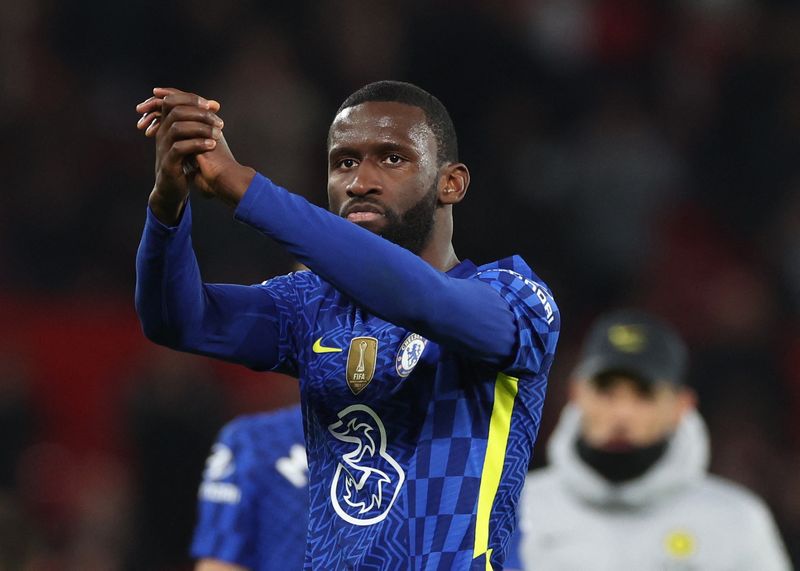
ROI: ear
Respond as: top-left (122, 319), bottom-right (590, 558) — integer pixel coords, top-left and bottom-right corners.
top-left (677, 388), bottom-right (697, 414)
top-left (672, 387), bottom-right (697, 423)
top-left (568, 378), bottom-right (583, 403)
top-left (438, 162), bottom-right (470, 205)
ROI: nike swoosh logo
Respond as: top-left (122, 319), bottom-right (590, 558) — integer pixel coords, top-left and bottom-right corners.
top-left (312, 337), bottom-right (342, 354)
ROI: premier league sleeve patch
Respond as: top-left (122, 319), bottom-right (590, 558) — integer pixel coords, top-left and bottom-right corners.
top-left (198, 444), bottom-right (241, 504)
top-left (395, 333), bottom-right (428, 377)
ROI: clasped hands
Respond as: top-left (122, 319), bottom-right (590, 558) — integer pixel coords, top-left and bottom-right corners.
top-left (136, 87), bottom-right (254, 225)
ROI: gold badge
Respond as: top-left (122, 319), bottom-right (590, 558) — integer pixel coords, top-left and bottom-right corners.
top-left (345, 337), bottom-right (378, 395)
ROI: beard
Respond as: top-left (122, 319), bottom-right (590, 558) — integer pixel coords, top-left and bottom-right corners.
top-left (338, 182), bottom-right (440, 255)
top-left (379, 184), bottom-right (439, 255)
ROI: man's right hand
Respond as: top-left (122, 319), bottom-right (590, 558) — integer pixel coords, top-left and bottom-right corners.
top-left (136, 88), bottom-right (254, 225)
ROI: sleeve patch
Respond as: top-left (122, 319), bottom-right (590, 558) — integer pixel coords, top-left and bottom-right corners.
top-left (476, 268), bottom-right (556, 325)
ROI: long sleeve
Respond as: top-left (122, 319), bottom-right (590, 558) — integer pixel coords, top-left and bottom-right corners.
top-left (234, 174), bottom-right (524, 367)
top-left (135, 172), bottom-right (555, 371)
top-left (135, 202), bottom-right (289, 371)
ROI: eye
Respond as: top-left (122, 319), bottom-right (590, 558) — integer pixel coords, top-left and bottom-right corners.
top-left (336, 158), bottom-right (358, 169)
top-left (384, 154), bottom-right (404, 165)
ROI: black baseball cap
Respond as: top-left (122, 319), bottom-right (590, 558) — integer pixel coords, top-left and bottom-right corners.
top-left (575, 310), bottom-right (688, 386)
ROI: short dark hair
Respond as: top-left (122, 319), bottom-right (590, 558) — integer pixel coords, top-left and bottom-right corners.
top-left (334, 80), bottom-right (458, 165)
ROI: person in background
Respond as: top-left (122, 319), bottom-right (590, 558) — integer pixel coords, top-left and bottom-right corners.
top-left (518, 309), bottom-right (791, 570)
top-left (191, 406), bottom-right (308, 571)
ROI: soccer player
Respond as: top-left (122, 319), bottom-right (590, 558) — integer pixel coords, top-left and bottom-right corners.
top-left (518, 310), bottom-right (790, 570)
top-left (134, 81), bottom-right (559, 569)
top-left (191, 406), bottom-right (308, 571)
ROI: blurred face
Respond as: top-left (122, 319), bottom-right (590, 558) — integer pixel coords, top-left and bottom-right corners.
top-left (327, 101), bottom-right (442, 253)
top-left (572, 374), bottom-right (695, 450)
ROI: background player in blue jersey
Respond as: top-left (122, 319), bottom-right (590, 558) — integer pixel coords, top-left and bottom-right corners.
top-left (191, 406), bottom-right (308, 571)
top-left (135, 81), bottom-right (559, 569)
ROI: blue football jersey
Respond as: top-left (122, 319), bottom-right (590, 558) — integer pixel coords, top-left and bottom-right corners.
top-left (257, 257), bottom-right (559, 570)
top-left (138, 175), bottom-right (561, 570)
top-left (504, 521), bottom-right (523, 571)
top-left (190, 406), bottom-right (308, 570)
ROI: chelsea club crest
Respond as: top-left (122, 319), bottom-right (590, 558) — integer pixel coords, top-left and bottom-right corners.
top-left (395, 333), bottom-right (428, 377)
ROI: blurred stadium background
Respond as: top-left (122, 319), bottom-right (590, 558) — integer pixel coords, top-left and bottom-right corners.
top-left (1, 0), bottom-right (799, 568)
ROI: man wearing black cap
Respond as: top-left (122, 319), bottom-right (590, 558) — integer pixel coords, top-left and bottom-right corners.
top-left (517, 309), bottom-right (790, 570)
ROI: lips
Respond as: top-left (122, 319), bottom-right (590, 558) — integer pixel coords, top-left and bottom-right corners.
top-left (341, 202), bottom-right (385, 223)
top-left (347, 212), bottom-right (383, 223)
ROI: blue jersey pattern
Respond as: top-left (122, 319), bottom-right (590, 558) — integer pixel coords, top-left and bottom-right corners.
top-left (190, 407), bottom-right (308, 570)
top-left (257, 256), bottom-right (559, 570)
top-left (504, 523), bottom-right (523, 571)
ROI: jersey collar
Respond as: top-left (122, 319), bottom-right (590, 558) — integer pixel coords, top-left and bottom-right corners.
top-left (445, 259), bottom-right (477, 278)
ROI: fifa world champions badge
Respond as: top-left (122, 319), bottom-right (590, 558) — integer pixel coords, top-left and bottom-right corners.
top-left (346, 337), bottom-right (378, 394)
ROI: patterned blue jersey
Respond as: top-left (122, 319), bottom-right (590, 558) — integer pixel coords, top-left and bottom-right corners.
top-left (190, 407), bottom-right (308, 570)
top-left (504, 520), bottom-right (523, 571)
top-left (137, 175), bottom-right (560, 570)
top-left (258, 257), bottom-right (559, 570)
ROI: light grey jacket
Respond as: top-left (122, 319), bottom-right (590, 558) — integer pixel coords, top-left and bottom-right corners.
top-left (518, 405), bottom-right (792, 570)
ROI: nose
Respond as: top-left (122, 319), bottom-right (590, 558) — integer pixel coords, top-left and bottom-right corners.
top-left (608, 395), bottom-right (638, 422)
top-left (346, 160), bottom-right (383, 197)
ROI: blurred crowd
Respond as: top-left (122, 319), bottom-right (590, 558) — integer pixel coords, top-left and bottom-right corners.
top-left (0, 0), bottom-right (798, 568)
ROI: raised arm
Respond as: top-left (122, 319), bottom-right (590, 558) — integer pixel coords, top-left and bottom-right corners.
top-left (134, 89), bottom-right (290, 371)
top-left (135, 203), bottom-right (290, 371)
top-left (234, 174), bottom-right (548, 369)
top-left (135, 88), bottom-right (556, 371)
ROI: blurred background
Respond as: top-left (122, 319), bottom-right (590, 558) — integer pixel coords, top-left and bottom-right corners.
top-left (0, 0), bottom-right (799, 568)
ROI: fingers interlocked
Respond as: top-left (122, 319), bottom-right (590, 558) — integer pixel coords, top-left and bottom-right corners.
top-left (136, 88), bottom-right (225, 176)
top-left (135, 87), bottom-right (223, 139)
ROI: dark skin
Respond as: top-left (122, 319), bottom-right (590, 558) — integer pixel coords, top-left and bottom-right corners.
top-left (136, 88), bottom-right (255, 223)
top-left (136, 90), bottom-right (477, 571)
top-left (136, 88), bottom-right (471, 271)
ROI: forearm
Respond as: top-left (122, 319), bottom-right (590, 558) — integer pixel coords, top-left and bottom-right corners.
top-left (235, 174), bottom-right (517, 365)
top-left (135, 203), bottom-right (282, 370)
top-left (147, 187), bottom-right (189, 227)
top-left (135, 204), bottom-right (202, 346)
